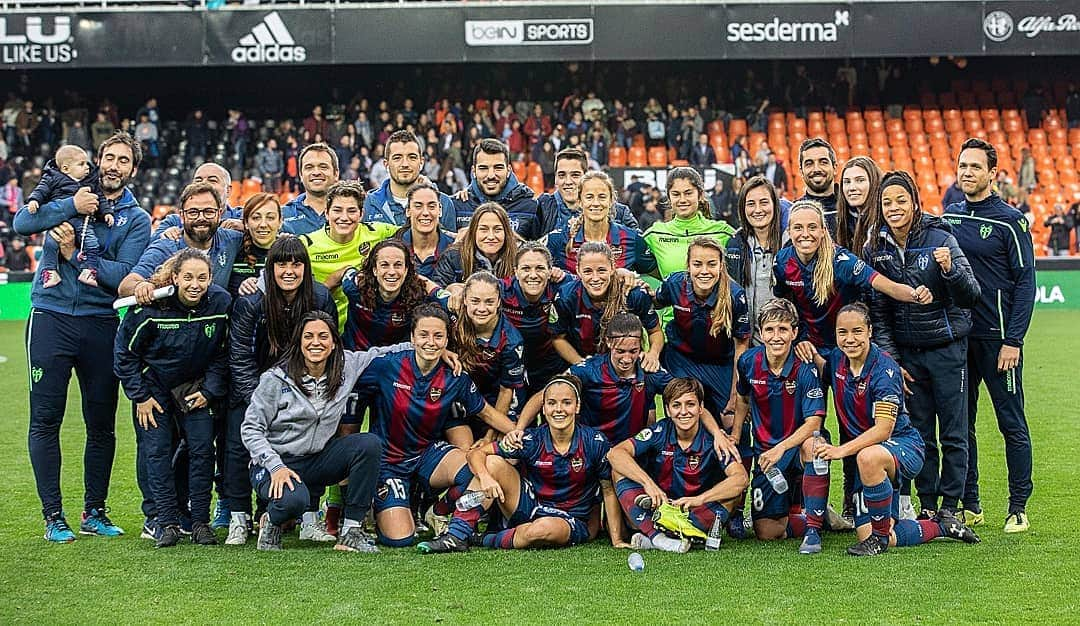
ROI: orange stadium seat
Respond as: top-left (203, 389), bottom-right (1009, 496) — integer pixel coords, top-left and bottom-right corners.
top-left (628, 146), bottom-right (647, 167)
top-left (648, 146), bottom-right (668, 167)
top-left (511, 161), bottom-right (526, 181)
top-left (608, 146), bottom-right (627, 167)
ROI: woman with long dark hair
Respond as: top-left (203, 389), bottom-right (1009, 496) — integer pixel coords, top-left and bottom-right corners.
top-left (725, 175), bottom-right (788, 343)
top-left (342, 239), bottom-right (432, 352)
top-left (223, 237), bottom-right (336, 545)
top-left (431, 202), bottom-right (517, 287)
top-left (395, 182), bottom-right (455, 280)
top-left (834, 156), bottom-right (883, 256)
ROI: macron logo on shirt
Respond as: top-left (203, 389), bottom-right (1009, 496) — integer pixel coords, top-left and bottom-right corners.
top-left (232, 12), bottom-right (307, 64)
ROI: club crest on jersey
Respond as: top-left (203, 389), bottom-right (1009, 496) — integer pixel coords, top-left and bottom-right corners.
top-left (391, 312), bottom-right (405, 324)
top-left (784, 379), bottom-right (797, 395)
top-left (482, 348), bottom-right (497, 361)
top-left (634, 380), bottom-right (645, 392)
top-left (428, 386), bottom-right (443, 402)
top-left (687, 454), bottom-right (700, 471)
top-left (218, 251), bottom-right (227, 267)
top-left (610, 246), bottom-right (624, 259)
top-left (980, 224), bottom-right (993, 239)
top-left (856, 380), bottom-right (868, 396)
top-left (917, 254), bottom-right (929, 270)
top-left (358, 242), bottom-right (372, 256)
top-left (571, 457), bottom-right (584, 472)
top-left (376, 483), bottom-right (389, 501)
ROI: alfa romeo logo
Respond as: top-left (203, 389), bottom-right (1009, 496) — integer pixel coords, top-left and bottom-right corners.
top-left (984, 10), bottom-right (1014, 42)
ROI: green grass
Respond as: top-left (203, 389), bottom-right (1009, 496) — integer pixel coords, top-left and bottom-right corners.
top-left (1, 312), bottom-right (1078, 624)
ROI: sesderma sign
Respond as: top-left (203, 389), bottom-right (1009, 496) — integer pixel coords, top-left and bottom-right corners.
top-left (465, 19), bottom-right (593, 46)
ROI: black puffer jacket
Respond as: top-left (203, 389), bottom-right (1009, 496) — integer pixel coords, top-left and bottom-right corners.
top-left (865, 214), bottom-right (981, 357)
top-left (228, 281), bottom-right (336, 407)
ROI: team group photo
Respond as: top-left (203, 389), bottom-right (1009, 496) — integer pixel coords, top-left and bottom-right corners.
top-left (1, 0), bottom-right (1076, 623)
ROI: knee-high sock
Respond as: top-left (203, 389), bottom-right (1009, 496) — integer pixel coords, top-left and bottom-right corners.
top-left (481, 527), bottom-right (517, 549)
top-left (893, 519), bottom-right (943, 546)
top-left (615, 480), bottom-right (657, 537)
top-left (863, 479), bottom-right (894, 539)
top-left (786, 513), bottom-right (807, 538)
top-left (802, 464), bottom-right (830, 531)
top-left (434, 465), bottom-right (475, 516)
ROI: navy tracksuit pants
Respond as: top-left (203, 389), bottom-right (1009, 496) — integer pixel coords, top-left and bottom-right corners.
top-left (900, 338), bottom-right (969, 511)
top-left (964, 338), bottom-right (1033, 512)
top-left (26, 309), bottom-right (119, 519)
top-left (141, 405), bottom-right (215, 526)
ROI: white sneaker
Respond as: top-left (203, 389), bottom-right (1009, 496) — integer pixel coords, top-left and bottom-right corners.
top-left (424, 507), bottom-right (450, 537)
top-left (299, 519), bottom-right (337, 542)
top-left (651, 533), bottom-right (691, 553)
top-left (225, 512), bottom-right (250, 546)
top-left (899, 495), bottom-right (917, 521)
top-left (630, 532), bottom-right (655, 550)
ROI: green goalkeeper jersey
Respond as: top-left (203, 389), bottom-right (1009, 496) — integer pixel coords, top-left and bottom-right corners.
top-left (642, 212), bottom-right (736, 278)
top-left (300, 221), bottom-right (399, 328)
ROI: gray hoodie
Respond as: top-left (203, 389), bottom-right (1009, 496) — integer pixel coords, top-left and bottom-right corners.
top-left (242, 343), bottom-right (409, 473)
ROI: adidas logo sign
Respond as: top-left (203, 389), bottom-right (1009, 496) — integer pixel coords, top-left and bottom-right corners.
top-left (231, 11), bottom-right (306, 64)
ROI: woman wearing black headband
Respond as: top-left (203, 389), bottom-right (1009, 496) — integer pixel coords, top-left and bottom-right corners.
top-left (864, 170), bottom-right (981, 528)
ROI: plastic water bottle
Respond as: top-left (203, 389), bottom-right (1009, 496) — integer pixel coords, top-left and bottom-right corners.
top-left (627, 552), bottom-right (645, 572)
top-left (455, 490), bottom-right (486, 511)
top-left (705, 516), bottom-right (723, 551)
top-left (812, 431), bottom-right (829, 475)
top-left (765, 466), bottom-right (788, 494)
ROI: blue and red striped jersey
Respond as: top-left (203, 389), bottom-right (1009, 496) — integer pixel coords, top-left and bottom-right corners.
top-left (499, 276), bottom-right (565, 378)
top-left (822, 344), bottom-right (920, 442)
top-left (552, 279), bottom-right (659, 358)
top-left (569, 354), bottom-right (673, 444)
top-left (773, 245), bottom-right (879, 348)
top-left (463, 314), bottom-right (527, 404)
top-left (655, 272), bottom-right (752, 364)
top-left (735, 346), bottom-right (826, 454)
top-left (341, 288), bottom-right (416, 351)
top-left (629, 419), bottom-right (730, 499)
top-left (546, 222), bottom-right (656, 275)
top-left (493, 422), bottom-right (612, 519)
top-left (358, 350), bottom-right (487, 464)
top-left (399, 229), bottom-right (455, 280)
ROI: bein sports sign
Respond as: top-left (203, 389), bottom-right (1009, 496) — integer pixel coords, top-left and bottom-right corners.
top-left (465, 19), bottom-right (593, 46)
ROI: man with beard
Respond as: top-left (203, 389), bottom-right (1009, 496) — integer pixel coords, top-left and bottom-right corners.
top-left (281, 142), bottom-right (340, 236)
top-left (362, 130), bottom-right (456, 232)
top-left (120, 182), bottom-right (244, 299)
top-left (536, 147), bottom-right (638, 235)
top-left (944, 138), bottom-right (1035, 534)
top-left (452, 138), bottom-right (541, 239)
top-left (14, 132), bottom-right (151, 542)
top-left (797, 138), bottom-right (841, 232)
top-left (153, 162), bottom-right (242, 238)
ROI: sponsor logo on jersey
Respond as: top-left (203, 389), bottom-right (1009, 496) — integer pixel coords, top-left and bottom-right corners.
top-left (807, 388), bottom-right (824, 399)
top-left (635, 428), bottom-right (652, 441)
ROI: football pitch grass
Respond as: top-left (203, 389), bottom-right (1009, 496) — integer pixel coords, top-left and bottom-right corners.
top-left (0, 312), bottom-right (1077, 624)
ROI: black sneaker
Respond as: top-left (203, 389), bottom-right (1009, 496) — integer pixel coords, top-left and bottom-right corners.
top-left (416, 532), bottom-right (469, 554)
top-left (847, 534), bottom-right (888, 556)
top-left (191, 522), bottom-right (219, 546)
top-left (155, 525), bottom-right (183, 549)
top-left (936, 509), bottom-right (980, 544)
top-left (334, 527), bottom-right (380, 553)
top-left (917, 508), bottom-right (937, 521)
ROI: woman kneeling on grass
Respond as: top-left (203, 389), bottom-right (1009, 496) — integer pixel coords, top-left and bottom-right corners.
top-left (241, 310), bottom-right (408, 553)
top-left (417, 374), bottom-right (624, 553)
top-left (808, 303), bottom-right (980, 556)
top-left (114, 249), bottom-right (231, 548)
top-left (608, 377), bottom-right (749, 553)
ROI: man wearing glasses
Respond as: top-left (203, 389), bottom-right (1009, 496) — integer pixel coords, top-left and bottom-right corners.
top-left (120, 181), bottom-right (244, 300)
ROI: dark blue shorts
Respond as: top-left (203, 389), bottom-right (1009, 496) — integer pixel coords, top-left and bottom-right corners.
top-left (852, 429), bottom-right (925, 527)
top-left (749, 446), bottom-right (802, 520)
top-left (374, 441), bottom-right (457, 513)
top-left (507, 476), bottom-right (591, 545)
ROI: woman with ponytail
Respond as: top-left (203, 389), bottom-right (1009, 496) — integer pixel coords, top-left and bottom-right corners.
top-left (228, 193), bottom-right (283, 296)
top-left (546, 171), bottom-right (655, 274)
top-left (642, 167), bottom-right (736, 280)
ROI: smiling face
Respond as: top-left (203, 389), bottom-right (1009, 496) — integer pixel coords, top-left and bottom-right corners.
top-left (272, 258), bottom-right (304, 294)
top-left (98, 142), bottom-right (136, 194)
top-left (327, 196), bottom-right (361, 240)
top-left (788, 207), bottom-right (825, 258)
top-left (173, 257), bottom-right (211, 306)
top-left (577, 251), bottom-right (613, 299)
top-left (542, 382), bottom-right (579, 432)
top-left (743, 185), bottom-right (776, 232)
top-left (667, 178), bottom-right (701, 219)
top-left (555, 158), bottom-right (586, 205)
top-left (473, 151), bottom-right (509, 197)
top-left (880, 184), bottom-right (917, 234)
top-left (246, 201), bottom-right (282, 248)
top-left (192, 163), bottom-right (230, 202)
top-left (301, 149), bottom-right (338, 196)
top-left (515, 250), bottom-right (551, 299)
top-left (406, 188), bottom-right (441, 235)
top-left (474, 212), bottom-right (506, 258)
top-left (411, 315), bottom-right (449, 367)
top-left (835, 310), bottom-right (872, 362)
top-left (688, 244), bottom-right (723, 296)
top-left (957, 147), bottom-right (995, 199)
top-left (374, 246), bottom-right (408, 297)
top-left (800, 146), bottom-right (836, 195)
top-left (181, 191), bottom-right (222, 245)
top-left (464, 280), bottom-right (500, 330)
top-left (841, 165), bottom-right (871, 209)
top-left (301, 319), bottom-right (334, 368)
top-left (760, 319), bottom-right (796, 362)
top-left (665, 391), bottom-right (702, 435)
top-left (386, 139), bottom-right (422, 187)
top-left (579, 178), bottom-right (612, 224)
top-left (609, 336), bottom-right (643, 378)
